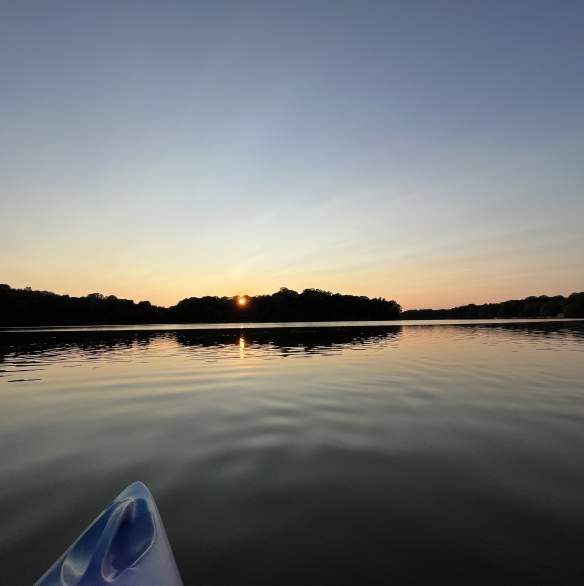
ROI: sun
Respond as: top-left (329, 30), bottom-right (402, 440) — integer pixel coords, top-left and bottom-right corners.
top-left (237, 296), bottom-right (247, 307)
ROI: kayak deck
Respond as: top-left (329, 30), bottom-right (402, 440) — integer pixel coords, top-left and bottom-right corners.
top-left (35, 482), bottom-right (183, 586)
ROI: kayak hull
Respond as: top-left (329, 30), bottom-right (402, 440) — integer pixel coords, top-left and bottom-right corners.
top-left (35, 482), bottom-right (183, 586)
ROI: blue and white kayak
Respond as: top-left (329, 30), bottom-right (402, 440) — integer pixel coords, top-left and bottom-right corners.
top-left (35, 482), bottom-right (183, 586)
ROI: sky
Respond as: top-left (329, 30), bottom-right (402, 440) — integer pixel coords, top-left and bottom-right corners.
top-left (1, 1), bottom-right (583, 309)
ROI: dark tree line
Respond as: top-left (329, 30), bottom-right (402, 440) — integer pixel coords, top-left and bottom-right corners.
top-left (0, 284), bottom-right (401, 326)
top-left (401, 293), bottom-right (584, 319)
top-left (0, 285), bottom-right (166, 326)
top-left (169, 287), bottom-right (401, 322)
top-left (2, 284), bottom-right (582, 327)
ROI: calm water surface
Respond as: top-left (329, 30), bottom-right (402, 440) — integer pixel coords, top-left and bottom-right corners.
top-left (1, 321), bottom-right (584, 585)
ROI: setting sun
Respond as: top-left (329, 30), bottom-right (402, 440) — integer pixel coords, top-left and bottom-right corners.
top-left (237, 296), bottom-right (247, 307)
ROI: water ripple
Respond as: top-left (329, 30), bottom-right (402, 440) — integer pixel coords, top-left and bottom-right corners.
top-left (1, 321), bottom-right (584, 585)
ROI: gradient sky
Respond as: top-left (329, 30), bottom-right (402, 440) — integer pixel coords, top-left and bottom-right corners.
top-left (1, 1), bottom-right (583, 309)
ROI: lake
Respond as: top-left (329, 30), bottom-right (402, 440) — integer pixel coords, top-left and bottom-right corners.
top-left (1, 320), bottom-right (584, 585)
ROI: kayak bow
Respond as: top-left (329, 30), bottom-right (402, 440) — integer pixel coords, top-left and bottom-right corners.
top-left (35, 482), bottom-right (183, 586)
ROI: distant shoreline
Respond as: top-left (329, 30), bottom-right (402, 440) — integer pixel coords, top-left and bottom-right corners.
top-left (1, 284), bottom-right (583, 327)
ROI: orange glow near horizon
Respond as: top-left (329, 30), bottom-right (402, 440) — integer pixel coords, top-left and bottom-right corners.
top-left (237, 296), bottom-right (247, 307)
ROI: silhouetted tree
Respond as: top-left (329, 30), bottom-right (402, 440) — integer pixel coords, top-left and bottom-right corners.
top-left (564, 292), bottom-right (584, 318)
top-left (401, 293), bottom-right (582, 320)
top-left (2, 283), bottom-right (581, 327)
top-left (0, 284), bottom-right (400, 326)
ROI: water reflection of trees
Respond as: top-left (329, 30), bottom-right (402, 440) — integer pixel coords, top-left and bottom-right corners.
top-left (1, 322), bottom-right (583, 367)
top-left (0, 326), bottom-right (403, 365)
top-left (174, 326), bottom-right (402, 355)
top-left (440, 321), bottom-right (584, 340)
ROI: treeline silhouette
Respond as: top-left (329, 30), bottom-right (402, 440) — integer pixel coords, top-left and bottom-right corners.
top-left (2, 284), bottom-right (583, 327)
top-left (170, 287), bottom-right (400, 323)
top-left (0, 284), bottom-right (400, 326)
top-left (401, 293), bottom-right (584, 319)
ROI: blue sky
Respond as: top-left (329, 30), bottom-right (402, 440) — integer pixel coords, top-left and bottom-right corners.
top-left (1, 1), bottom-right (583, 308)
